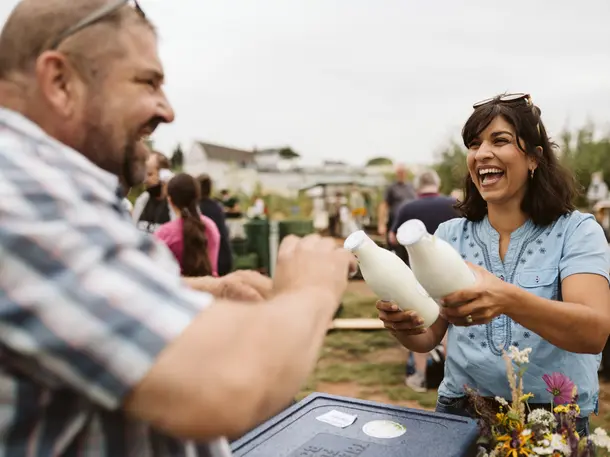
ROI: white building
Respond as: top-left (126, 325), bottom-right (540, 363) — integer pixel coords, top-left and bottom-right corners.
top-left (183, 140), bottom-right (390, 198)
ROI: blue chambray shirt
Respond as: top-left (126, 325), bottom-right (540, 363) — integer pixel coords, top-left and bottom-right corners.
top-left (436, 211), bottom-right (610, 416)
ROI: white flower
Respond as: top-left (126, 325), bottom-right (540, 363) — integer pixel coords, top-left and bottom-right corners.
top-left (521, 429), bottom-right (531, 436)
top-left (531, 446), bottom-right (554, 455)
top-left (590, 427), bottom-right (610, 451)
top-left (495, 396), bottom-right (508, 407)
top-left (527, 409), bottom-right (557, 429)
top-left (508, 346), bottom-right (532, 364)
top-left (549, 433), bottom-right (570, 454)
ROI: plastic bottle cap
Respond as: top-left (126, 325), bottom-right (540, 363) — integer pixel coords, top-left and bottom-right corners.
top-left (344, 230), bottom-right (368, 252)
top-left (396, 219), bottom-right (428, 246)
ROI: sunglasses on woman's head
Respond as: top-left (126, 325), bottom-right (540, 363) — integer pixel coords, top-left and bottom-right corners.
top-left (48, 0), bottom-right (145, 50)
top-left (473, 93), bottom-right (541, 138)
top-left (472, 93), bottom-right (532, 109)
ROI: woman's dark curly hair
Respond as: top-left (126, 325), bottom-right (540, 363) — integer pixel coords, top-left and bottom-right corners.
top-left (456, 94), bottom-right (579, 226)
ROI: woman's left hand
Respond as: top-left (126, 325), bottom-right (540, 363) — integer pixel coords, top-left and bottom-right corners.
top-left (439, 262), bottom-right (516, 326)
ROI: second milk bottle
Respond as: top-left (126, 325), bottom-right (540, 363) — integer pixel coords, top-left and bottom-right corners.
top-left (396, 219), bottom-right (476, 303)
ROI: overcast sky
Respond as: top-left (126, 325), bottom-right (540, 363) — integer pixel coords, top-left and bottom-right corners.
top-left (2, 0), bottom-right (609, 165)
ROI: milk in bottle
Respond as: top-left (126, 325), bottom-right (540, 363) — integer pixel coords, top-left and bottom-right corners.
top-left (343, 230), bottom-right (439, 328)
top-left (396, 219), bottom-right (476, 303)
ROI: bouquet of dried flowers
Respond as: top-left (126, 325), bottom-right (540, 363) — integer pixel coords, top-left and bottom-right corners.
top-left (465, 346), bottom-right (610, 457)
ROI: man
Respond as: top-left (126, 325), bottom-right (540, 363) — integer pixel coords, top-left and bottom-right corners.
top-left (198, 174), bottom-right (233, 276)
top-left (389, 169), bottom-right (459, 393)
top-left (377, 164), bottom-right (416, 250)
top-left (132, 150), bottom-right (173, 232)
top-left (219, 189), bottom-right (242, 219)
top-left (0, 2), bottom-right (354, 456)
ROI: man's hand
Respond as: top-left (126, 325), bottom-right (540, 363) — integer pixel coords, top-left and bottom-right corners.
top-left (184, 270), bottom-right (273, 302)
top-left (218, 270), bottom-right (273, 301)
top-left (273, 234), bottom-right (356, 305)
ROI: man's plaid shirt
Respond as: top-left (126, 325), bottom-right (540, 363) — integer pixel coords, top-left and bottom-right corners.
top-left (0, 107), bottom-right (222, 456)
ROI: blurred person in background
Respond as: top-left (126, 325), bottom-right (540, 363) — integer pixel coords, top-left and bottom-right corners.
top-left (349, 184), bottom-right (366, 229)
top-left (0, 1), bottom-right (355, 454)
top-left (156, 173), bottom-right (221, 277)
top-left (327, 191), bottom-right (341, 237)
top-left (220, 188), bottom-right (242, 219)
top-left (388, 169), bottom-right (460, 392)
top-left (118, 139), bottom-right (150, 215)
top-left (378, 164), bottom-right (416, 251)
top-left (198, 174), bottom-right (233, 276)
top-left (132, 150), bottom-right (173, 232)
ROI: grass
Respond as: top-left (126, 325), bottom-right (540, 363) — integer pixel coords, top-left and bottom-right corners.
top-left (298, 288), bottom-right (434, 409)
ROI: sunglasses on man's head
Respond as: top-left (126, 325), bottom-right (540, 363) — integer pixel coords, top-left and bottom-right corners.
top-left (48, 0), bottom-right (145, 50)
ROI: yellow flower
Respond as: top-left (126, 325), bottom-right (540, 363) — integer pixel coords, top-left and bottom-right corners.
top-left (520, 393), bottom-right (534, 402)
top-left (496, 429), bottom-right (534, 457)
top-left (553, 403), bottom-right (580, 415)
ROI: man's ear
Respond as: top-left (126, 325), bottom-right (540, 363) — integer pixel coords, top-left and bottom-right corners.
top-left (34, 51), bottom-right (84, 117)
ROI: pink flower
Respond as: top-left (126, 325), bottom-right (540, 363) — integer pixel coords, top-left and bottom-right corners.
top-left (542, 372), bottom-right (575, 405)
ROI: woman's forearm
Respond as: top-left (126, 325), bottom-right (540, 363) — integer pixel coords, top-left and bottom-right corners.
top-left (505, 286), bottom-right (608, 354)
top-left (392, 318), bottom-right (448, 353)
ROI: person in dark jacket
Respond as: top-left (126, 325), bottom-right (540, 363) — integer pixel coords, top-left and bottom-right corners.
top-left (198, 174), bottom-right (233, 276)
top-left (389, 169), bottom-right (460, 393)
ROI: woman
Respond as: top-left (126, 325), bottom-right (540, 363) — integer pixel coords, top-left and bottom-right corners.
top-left (376, 93), bottom-right (610, 435)
top-left (155, 173), bottom-right (221, 277)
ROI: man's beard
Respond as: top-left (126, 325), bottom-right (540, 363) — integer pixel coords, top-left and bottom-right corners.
top-left (80, 106), bottom-right (139, 187)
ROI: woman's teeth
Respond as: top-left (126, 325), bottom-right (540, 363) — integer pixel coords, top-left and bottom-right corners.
top-left (479, 168), bottom-right (505, 185)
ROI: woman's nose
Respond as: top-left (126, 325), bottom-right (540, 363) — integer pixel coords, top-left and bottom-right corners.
top-left (474, 142), bottom-right (495, 160)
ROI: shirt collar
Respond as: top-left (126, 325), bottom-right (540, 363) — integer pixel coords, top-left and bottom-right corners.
top-left (482, 215), bottom-right (534, 241)
top-left (0, 106), bottom-right (120, 192)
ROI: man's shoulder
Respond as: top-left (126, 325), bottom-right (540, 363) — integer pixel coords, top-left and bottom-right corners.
top-left (399, 195), bottom-right (455, 212)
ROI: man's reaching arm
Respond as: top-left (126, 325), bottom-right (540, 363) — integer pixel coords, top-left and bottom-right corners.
top-left (125, 235), bottom-right (352, 440)
top-left (125, 286), bottom-right (338, 440)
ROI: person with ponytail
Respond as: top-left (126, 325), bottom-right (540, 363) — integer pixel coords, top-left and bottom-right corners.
top-left (155, 173), bottom-right (221, 277)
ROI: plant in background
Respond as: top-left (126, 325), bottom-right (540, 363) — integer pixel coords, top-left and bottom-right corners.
top-left (466, 346), bottom-right (610, 457)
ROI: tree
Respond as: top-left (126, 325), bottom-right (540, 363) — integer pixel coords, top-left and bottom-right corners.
top-left (433, 142), bottom-right (468, 195)
top-left (171, 143), bottom-right (184, 171)
top-left (558, 124), bottom-right (610, 207)
top-left (366, 157), bottom-right (393, 167)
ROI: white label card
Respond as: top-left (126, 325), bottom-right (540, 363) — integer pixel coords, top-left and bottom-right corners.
top-left (315, 409), bottom-right (358, 428)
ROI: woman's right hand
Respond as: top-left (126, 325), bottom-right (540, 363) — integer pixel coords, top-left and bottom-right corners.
top-left (376, 300), bottom-right (427, 335)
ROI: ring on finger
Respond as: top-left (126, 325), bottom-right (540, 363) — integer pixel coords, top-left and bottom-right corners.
top-left (466, 314), bottom-right (473, 325)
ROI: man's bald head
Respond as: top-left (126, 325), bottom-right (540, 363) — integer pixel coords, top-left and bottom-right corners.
top-left (0, 0), bottom-right (153, 83)
top-left (0, 0), bottom-right (174, 189)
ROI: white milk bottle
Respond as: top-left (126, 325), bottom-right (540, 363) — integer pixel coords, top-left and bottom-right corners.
top-left (343, 230), bottom-right (439, 328)
top-left (396, 219), bottom-right (476, 302)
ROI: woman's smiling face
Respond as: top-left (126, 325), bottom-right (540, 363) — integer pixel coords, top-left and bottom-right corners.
top-left (466, 115), bottom-right (537, 207)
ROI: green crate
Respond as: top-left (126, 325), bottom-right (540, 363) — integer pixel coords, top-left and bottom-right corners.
top-left (278, 219), bottom-right (314, 242)
top-left (231, 238), bottom-right (249, 256)
top-left (232, 252), bottom-right (259, 271)
top-left (244, 220), bottom-right (270, 273)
